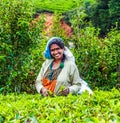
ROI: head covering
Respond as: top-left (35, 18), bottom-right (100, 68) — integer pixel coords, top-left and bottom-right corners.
top-left (44, 37), bottom-right (64, 59)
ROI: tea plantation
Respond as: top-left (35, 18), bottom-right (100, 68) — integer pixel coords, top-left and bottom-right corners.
top-left (0, 89), bottom-right (120, 122)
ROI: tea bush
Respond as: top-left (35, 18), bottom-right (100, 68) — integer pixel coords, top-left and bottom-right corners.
top-left (0, 89), bottom-right (120, 122)
top-left (33, 0), bottom-right (80, 13)
top-left (71, 27), bottom-right (119, 90)
top-left (67, 6), bottom-right (120, 90)
top-left (0, 0), bottom-right (44, 93)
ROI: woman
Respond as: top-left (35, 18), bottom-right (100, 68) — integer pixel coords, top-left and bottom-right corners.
top-left (35, 37), bottom-right (81, 96)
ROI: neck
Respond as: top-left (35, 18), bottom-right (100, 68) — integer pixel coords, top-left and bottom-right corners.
top-left (54, 59), bottom-right (61, 64)
top-left (52, 59), bottom-right (61, 69)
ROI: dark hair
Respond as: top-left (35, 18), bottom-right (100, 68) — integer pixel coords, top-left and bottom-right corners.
top-left (49, 38), bottom-right (64, 49)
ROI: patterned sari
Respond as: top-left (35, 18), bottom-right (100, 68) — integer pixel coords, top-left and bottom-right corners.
top-left (42, 63), bottom-right (62, 93)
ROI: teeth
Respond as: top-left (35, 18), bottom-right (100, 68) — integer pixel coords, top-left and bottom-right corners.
top-left (55, 54), bottom-right (59, 57)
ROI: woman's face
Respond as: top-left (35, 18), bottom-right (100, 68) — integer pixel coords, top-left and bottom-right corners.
top-left (50, 44), bottom-right (64, 60)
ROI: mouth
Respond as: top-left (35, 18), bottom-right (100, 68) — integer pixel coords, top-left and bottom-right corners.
top-left (54, 54), bottom-right (60, 57)
top-left (53, 53), bottom-right (61, 58)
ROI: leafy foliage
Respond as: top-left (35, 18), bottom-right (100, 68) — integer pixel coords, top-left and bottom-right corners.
top-left (33, 0), bottom-right (80, 13)
top-left (0, 89), bottom-right (120, 122)
top-left (0, 0), bottom-right (44, 93)
top-left (66, 3), bottom-right (120, 90)
top-left (84, 0), bottom-right (120, 36)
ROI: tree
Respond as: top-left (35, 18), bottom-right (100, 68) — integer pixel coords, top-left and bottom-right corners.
top-left (84, 0), bottom-right (120, 36)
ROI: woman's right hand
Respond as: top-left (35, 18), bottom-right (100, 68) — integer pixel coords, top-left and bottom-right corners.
top-left (40, 87), bottom-right (48, 97)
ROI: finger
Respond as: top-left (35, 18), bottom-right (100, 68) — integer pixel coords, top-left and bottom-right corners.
top-left (63, 88), bottom-right (69, 93)
top-left (43, 91), bottom-right (48, 97)
top-left (42, 89), bottom-right (48, 97)
top-left (63, 88), bottom-right (69, 95)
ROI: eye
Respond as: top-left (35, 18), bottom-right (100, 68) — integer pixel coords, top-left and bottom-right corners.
top-left (51, 49), bottom-right (55, 52)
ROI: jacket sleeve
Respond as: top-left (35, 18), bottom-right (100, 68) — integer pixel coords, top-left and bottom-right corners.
top-left (35, 61), bottom-right (47, 93)
top-left (68, 63), bottom-right (81, 94)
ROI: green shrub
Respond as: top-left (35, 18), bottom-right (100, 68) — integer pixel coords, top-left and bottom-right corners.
top-left (0, 0), bottom-right (43, 93)
top-left (19, 37), bottom-right (47, 93)
top-left (0, 89), bottom-right (120, 122)
top-left (33, 0), bottom-right (80, 13)
top-left (84, 0), bottom-right (120, 36)
top-left (72, 27), bottom-right (119, 89)
top-left (68, 6), bottom-right (119, 90)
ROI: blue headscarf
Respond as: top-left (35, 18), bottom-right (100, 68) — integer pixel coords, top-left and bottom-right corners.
top-left (44, 37), bottom-right (64, 59)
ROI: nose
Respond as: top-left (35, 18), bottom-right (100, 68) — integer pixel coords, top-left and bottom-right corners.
top-left (53, 49), bottom-right (58, 54)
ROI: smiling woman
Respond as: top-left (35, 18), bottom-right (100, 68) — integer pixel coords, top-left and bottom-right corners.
top-left (35, 37), bottom-right (82, 96)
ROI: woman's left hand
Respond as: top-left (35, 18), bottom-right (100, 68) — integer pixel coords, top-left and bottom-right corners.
top-left (59, 88), bottom-right (69, 96)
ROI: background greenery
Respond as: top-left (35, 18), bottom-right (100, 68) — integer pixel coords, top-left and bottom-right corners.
top-left (0, 0), bottom-right (120, 93)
